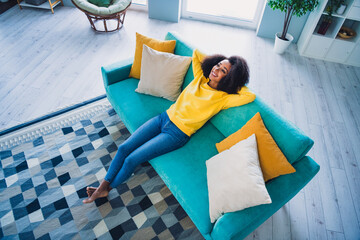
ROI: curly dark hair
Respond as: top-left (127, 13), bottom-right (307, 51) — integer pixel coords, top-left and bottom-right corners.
top-left (201, 54), bottom-right (250, 94)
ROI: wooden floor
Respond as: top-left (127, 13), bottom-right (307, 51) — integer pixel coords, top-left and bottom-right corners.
top-left (1, 5), bottom-right (360, 240)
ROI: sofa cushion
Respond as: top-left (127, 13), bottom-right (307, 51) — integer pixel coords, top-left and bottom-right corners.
top-left (216, 112), bottom-right (296, 182)
top-left (210, 156), bottom-right (320, 240)
top-left (129, 32), bottom-right (176, 79)
top-left (105, 78), bottom-right (173, 133)
top-left (88, 0), bottom-right (111, 8)
top-left (150, 121), bottom-right (225, 235)
top-left (165, 32), bottom-right (195, 90)
top-left (207, 134), bottom-right (271, 223)
top-left (136, 45), bottom-right (191, 101)
top-left (210, 97), bottom-right (314, 164)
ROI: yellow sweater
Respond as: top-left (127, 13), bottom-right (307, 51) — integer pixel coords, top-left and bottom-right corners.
top-left (167, 49), bottom-right (256, 136)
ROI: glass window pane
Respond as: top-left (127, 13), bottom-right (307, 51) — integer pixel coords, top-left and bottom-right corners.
top-left (132, 0), bottom-right (146, 5)
top-left (186, 0), bottom-right (259, 21)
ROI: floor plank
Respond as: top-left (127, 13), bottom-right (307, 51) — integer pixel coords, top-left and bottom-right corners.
top-left (327, 231), bottom-right (346, 240)
top-left (289, 192), bottom-right (309, 240)
top-left (253, 217), bottom-right (272, 240)
top-left (304, 172), bottom-right (327, 240)
top-left (272, 204), bottom-right (291, 240)
top-left (309, 123), bottom-right (344, 233)
top-left (331, 168), bottom-right (360, 239)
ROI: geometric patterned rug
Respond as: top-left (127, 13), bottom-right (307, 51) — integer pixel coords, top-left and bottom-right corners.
top-left (0, 98), bottom-right (203, 240)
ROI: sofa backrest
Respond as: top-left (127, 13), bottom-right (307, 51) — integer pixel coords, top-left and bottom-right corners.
top-left (164, 31), bottom-right (314, 165)
top-left (165, 32), bottom-right (195, 90)
top-left (210, 98), bottom-right (314, 164)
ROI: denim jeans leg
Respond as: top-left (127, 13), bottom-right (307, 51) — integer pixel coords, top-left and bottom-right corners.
top-left (109, 131), bottom-right (189, 188)
top-left (104, 114), bottom-right (164, 183)
top-left (109, 118), bottom-right (189, 188)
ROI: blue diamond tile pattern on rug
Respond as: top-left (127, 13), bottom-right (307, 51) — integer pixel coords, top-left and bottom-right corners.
top-left (0, 99), bottom-right (203, 240)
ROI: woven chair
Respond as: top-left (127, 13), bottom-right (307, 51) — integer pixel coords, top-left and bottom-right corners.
top-left (72, 0), bottom-right (131, 32)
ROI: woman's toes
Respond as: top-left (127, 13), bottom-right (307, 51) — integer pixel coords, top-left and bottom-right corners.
top-left (83, 198), bottom-right (94, 204)
top-left (83, 189), bottom-right (109, 204)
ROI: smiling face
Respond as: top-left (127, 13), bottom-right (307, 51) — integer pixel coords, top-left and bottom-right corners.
top-left (209, 59), bottom-right (231, 89)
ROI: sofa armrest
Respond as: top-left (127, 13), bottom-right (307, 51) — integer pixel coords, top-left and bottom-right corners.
top-left (101, 58), bottom-right (134, 87)
top-left (210, 156), bottom-right (320, 240)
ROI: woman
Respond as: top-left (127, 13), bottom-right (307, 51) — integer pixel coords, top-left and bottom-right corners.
top-left (83, 49), bottom-right (256, 203)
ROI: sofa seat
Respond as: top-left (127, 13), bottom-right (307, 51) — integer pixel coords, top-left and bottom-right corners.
top-left (106, 78), bottom-right (173, 133)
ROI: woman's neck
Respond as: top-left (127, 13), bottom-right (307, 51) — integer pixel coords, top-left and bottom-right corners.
top-left (207, 80), bottom-right (218, 90)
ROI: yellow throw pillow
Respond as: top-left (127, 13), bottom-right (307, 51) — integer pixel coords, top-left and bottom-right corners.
top-left (216, 112), bottom-right (296, 182)
top-left (129, 32), bottom-right (176, 79)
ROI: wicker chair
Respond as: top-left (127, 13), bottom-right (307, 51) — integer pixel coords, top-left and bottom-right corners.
top-left (72, 0), bottom-right (131, 32)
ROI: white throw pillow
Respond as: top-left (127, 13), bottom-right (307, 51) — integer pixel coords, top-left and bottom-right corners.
top-left (206, 134), bottom-right (272, 223)
top-left (135, 44), bottom-right (192, 101)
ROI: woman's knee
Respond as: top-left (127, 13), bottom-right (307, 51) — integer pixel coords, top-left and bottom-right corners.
top-left (116, 142), bottom-right (131, 156)
top-left (122, 156), bottom-right (138, 173)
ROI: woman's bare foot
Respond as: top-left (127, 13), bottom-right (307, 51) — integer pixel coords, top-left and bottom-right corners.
top-left (83, 180), bottom-right (112, 204)
top-left (86, 187), bottom-right (97, 198)
top-left (83, 188), bottom-right (109, 203)
top-left (87, 186), bottom-right (113, 197)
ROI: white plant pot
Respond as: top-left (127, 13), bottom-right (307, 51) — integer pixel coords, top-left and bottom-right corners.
top-left (274, 32), bottom-right (294, 54)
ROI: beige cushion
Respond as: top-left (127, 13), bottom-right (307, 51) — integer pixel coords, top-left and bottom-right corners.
top-left (216, 112), bottom-right (296, 182)
top-left (129, 32), bottom-right (176, 79)
top-left (73, 0), bottom-right (131, 15)
top-left (135, 45), bottom-right (192, 101)
top-left (206, 134), bottom-right (272, 223)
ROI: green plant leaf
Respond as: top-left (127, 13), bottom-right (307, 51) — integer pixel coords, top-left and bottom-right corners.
top-left (268, 0), bottom-right (319, 39)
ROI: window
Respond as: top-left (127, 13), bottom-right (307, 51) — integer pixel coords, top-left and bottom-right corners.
top-left (182, 0), bottom-right (264, 29)
top-left (130, 0), bottom-right (147, 10)
top-left (132, 0), bottom-right (146, 5)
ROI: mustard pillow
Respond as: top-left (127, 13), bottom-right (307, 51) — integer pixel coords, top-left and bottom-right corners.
top-left (216, 112), bottom-right (296, 182)
top-left (129, 32), bottom-right (176, 79)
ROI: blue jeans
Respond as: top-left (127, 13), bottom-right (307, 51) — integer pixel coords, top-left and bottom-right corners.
top-left (104, 112), bottom-right (190, 188)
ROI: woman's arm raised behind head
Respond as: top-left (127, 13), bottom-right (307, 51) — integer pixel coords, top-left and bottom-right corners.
top-left (222, 87), bottom-right (256, 110)
top-left (192, 49), bottom-right (207, 79)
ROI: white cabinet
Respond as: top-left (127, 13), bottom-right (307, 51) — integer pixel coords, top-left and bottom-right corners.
top-left (304, 35), bottom-right (333, 58)
top-left (348, 7), bottom-right (360, 20)
top-left (347, 43), bottom-right (360, 65)
top-left (326, 40), bottom-right (356, 62)
top-left (297, 0), bottom-right (360, 67)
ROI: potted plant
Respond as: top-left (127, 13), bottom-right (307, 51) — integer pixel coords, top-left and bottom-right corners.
top-left (269, 0), bottom-right (319, 54)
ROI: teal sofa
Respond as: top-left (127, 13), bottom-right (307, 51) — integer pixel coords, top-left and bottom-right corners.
top-left (102, 32), bottom-right (320, 239)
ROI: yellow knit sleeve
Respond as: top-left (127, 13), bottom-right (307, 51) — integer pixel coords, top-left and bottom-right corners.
top-left (223, 86), bottom-right (256, 109)
top-left (192, 49), bottom-right (206, 79)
